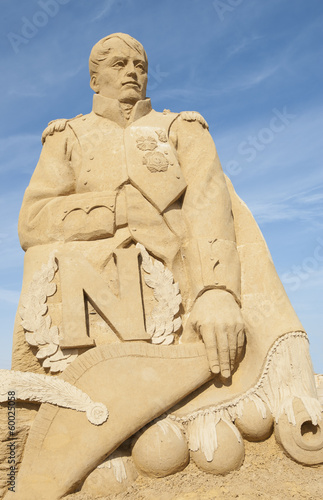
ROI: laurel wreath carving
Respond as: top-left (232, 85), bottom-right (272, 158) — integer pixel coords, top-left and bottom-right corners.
top-left (19, 252), bottom-right (78, 373)
top-left (20, 246), bottom-right (182, 372)
top-left (136, 243), bottom-right (182, 345)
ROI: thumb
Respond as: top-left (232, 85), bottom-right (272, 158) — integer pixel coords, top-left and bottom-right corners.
top-left (181, 315), bottom-right (198, 344)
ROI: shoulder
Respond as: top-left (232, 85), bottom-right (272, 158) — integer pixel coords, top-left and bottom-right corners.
top-left (177, 111), bottom-right (209, 130)
top-left (150, 109), bottom-right (209, 132)
top-left (41, 114), bottom-right (84, 144)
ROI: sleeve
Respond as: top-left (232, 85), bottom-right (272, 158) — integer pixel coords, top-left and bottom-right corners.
top-left (18, 125), bottom-right (116, 250)
top-left (169, 114), bottom-right (241, 304)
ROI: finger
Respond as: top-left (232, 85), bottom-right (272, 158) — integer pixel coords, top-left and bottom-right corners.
top-left (200, 324), bottom-right (220, 374)
top-left (228, 323), bottom-right (244, 370)
top-left (237, 329), bottom-right (246, 361)
top-left (216, 328), bottom-right (231, 379)
top-left (228, 329), bottom-right (237, 372)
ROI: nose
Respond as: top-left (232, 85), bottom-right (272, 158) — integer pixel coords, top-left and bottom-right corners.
top-left (125, 62), bottom-right (138, 79)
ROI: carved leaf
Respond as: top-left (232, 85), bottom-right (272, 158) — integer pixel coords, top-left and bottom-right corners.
top-left (146, 318), bottom-right (155, 336)
top-left (25, 332), bottom-right (39, 347)
top-left (173, 317), bottom-right (182, 332)
top-left (49, 326), bottom-right (60, 344)
top-left (161, 335), bottom-right (174, 345)
top-left (153, 324), bottom-right (167, 338)
top-left (48, 360), bottom-right (68, 373)
top-left (145, 276), bottom-right (158, 289)
top-left (154, 260), bottom-right (164, 272)
top-left (151, 334), bottom-right (174, 345)
top-left (136, 243), bottom-right (182, 346)
top-left (46, 282), bottom-right (57, 297)
top-left (46, 267), bottom-right (55, 282)
top-left (42, 357), bottom-right (52, 369)
top-left (20, 252), bottom-right (79, 373)
top-left (33, 335), bottom-right (47, 346)
top-left (20, 294), bottom-right (30, 309)
top-left (164, 323), bottom-right (173, 336)
top-left (36, 343), bottom-right (58, 360)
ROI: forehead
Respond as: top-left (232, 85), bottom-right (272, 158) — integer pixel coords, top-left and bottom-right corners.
top-left (102, 38), bottom-right (145, 61)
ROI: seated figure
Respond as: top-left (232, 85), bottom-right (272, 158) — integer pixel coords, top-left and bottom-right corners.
top-left (5, 33), bottom-right (322, 499)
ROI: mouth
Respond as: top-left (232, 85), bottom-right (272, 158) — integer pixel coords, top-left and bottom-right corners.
top-left (122, 81), bottom-right (140, 89)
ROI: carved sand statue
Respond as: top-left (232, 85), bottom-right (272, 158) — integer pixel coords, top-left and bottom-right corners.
top-left (1, 33), bottom-right (322, 499)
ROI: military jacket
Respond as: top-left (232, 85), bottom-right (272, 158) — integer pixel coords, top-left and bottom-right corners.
top-left (18, 95), bottom-right (241, 306)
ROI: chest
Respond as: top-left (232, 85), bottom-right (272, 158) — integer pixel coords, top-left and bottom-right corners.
top-left (71, 115), bottom-right (187, 213)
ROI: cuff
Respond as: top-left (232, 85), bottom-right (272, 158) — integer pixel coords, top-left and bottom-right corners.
top-left (182, 238), bottom-right (241, 304)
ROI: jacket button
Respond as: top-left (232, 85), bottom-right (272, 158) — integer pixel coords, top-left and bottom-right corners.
top-left (89, 155), bottom-right (94, 160)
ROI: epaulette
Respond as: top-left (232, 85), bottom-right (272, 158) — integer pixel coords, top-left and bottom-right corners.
top-left (179, 111), bottom-right (209, 130)
top-left (41, 114), bottom-right (83, 144)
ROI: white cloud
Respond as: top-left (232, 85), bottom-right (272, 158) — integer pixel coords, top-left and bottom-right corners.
top-left (0, 133), bottom-right (41, 174)
top-left (91, 0), bottom-right (117, 22)
top-left (41, 63), bottom-right (86, 85)
top-left (0, 288), bottom-right (20, 305)
top-left (8, 86), bottom-right (46, 98)
top-left (226, 35), bottom-right (265, 58)
top-left (248, 183), bottom-right (323, 225)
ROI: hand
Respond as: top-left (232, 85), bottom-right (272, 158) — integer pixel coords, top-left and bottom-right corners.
top-left (183, 289), bottom-right (245, 378)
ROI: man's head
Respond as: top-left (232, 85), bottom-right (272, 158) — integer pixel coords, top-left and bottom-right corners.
top-left (89, 33), bottom-right (148, 104)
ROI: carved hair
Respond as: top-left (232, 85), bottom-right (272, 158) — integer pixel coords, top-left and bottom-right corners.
top-left (89, 33), bottom-right (148, 78)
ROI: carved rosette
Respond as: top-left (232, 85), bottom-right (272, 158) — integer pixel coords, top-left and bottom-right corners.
top-left (136, 136), bottom-right (157, 151)
top-left (136, 129), bottom-right (170, 173)
top-left (143, 151), bottom-right (169, 172)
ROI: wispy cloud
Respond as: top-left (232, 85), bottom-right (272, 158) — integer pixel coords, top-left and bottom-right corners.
top-left (297, 268), bottom-right (323, 291)
top-left (0, 288), bottom-right (20, 305)
top-left (246, 181), bottom-right (323, 225)
top-left (0, 134), bottom-right (41, 174)
top-left (91, 0), bottom-right (117, 22)
top-left (8, 86), bottom-right (46, 98)
top-left (227, 35), bottom-right (265, 58)
top-left (42, 63), bottom-right (86, 85)
top-left (232, 63), bottom-right (280, 91)
top-left (249, 199), bottom-right (322, 225)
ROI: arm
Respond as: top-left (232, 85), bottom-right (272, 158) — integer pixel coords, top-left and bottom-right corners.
top-left (170, 114), bottom-right (245, 377)
top-left (19, 124), bottom-right (116, 250)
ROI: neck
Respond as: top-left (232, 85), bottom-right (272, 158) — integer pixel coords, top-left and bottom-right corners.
top-left (119, 101), bottom-right (135, 120)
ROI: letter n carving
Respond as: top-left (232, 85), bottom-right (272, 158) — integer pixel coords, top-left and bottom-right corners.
top-left (58, 248), bottom-right (150, 348)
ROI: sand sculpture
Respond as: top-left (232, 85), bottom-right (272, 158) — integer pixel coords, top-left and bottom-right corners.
top-left (1, 33), bottom-right (322, 499)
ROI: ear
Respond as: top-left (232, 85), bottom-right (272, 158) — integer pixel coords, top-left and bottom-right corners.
top-left (90, 74), bottom-right (100, 93)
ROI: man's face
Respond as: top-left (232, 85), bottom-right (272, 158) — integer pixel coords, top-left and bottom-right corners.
top-left (91, 38), bottom-right (148, 103)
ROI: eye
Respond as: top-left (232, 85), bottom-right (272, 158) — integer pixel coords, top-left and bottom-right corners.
top-left (112, 60), bottom-right (125, 68)
top-left (136, 63), bottom-right (146, 72)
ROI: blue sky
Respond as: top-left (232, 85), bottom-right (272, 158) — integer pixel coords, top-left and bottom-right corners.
top-left (0, 0), bottom-right (322, 372)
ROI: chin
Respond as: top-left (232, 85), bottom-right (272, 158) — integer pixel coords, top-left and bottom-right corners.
top-left (120, 89), bottom-right (144, 103)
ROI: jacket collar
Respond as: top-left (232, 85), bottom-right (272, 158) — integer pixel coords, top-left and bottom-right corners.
top-left (92, 94), bottom-right (152, 127)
